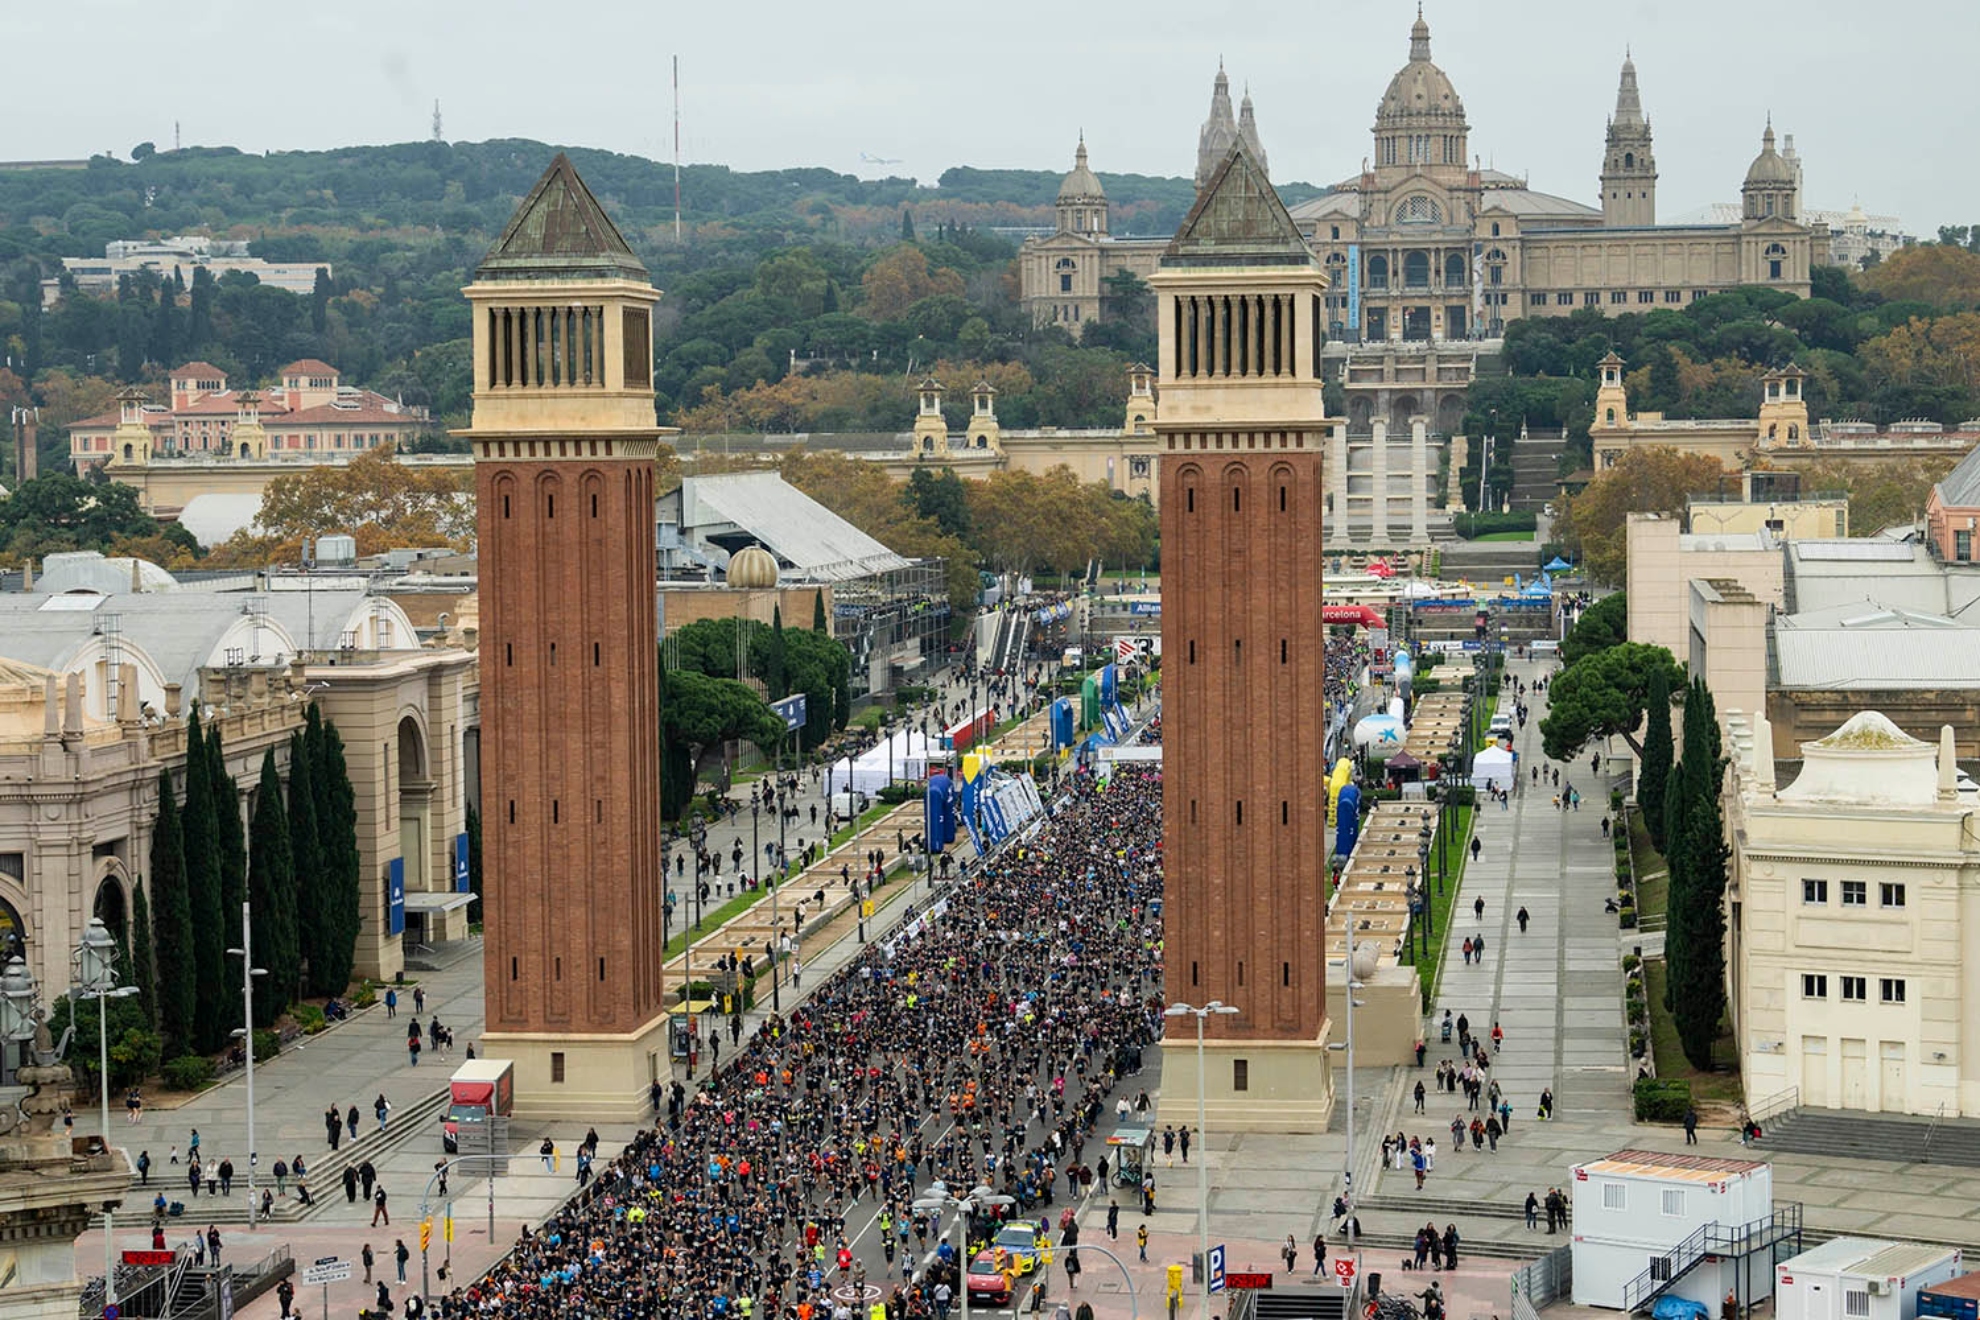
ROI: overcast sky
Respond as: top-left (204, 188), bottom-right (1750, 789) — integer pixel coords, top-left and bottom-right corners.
top-left (10, 0), bottom-right (1964, 232)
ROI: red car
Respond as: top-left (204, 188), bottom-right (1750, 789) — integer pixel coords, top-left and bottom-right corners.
top-left (967, 1250), bottom-right (1014, 1306)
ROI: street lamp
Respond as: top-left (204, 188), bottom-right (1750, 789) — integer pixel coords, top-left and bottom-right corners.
top-left (1403, 866), bottom-right (1420, 962)
top-left (225, 901), bottom-right (269, 1228)
top-left (1419, 822), bottom-right (1434, 896)
top-left (760, 799), bottom-right (781, 1012)
top-left (75, 918), bottom-right (141, 1305)
top-left (1326, 943), bottom-right (1374, 1250)
top-left (911, 1182), bottom-right (1016, 1320)
top-left (1164, 1000), bottom-right (1239, 1320)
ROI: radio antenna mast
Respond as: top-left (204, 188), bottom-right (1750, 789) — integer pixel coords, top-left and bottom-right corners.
top-left (673, 56), bottom-right (683, 244)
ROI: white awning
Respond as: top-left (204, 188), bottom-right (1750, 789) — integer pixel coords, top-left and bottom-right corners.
top-left (403, 891), bottom-right (474, 913)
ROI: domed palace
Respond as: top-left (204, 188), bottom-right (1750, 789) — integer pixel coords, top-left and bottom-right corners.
top-left (1022, 7), bottom-right (1818, 393)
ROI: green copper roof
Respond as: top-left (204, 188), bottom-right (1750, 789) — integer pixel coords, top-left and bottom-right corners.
top-left (476, 152), bottom-right (648, 283)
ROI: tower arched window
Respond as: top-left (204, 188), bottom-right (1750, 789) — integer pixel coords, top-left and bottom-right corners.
top-left (1367, 255), bottom-right (1389, 290)
top-left (1445, 253), bottom-right (1465, 287)
top-left (1606, 407), bottom-right (1616, 424)
top-left (1624, 151), bottom-right (1634, 169)
top-left (1765, 242), bottom-right (1787, 281)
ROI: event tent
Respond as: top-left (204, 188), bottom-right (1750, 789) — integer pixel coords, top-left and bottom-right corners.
top-left (825, 730), bottom-right (935, 796)
top-left (1473, 745), bottom-right (1516, 791)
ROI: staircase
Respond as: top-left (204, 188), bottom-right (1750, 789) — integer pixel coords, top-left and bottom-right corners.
top-left (1620, 1205), bottom-right (1802, 1313)
top-left (1758, 1106), bottom-right (1980, 1168)
top-left (1505, 430), bottom-right (1568, 514)
top-left (129, 1087), bottom-right (452, 1225)
top-left (1435, 540), bottom-right (1544, 582)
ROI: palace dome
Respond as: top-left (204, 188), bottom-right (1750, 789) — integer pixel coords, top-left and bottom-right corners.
top-left (1057, 140), bottom-right (1106, 203)
top-left (1744, 126), bottom-right (1795, 186)
top-left (1377, 12), bottom-right (1465, 126)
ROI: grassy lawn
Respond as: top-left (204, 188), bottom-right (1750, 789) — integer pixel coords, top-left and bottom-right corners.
top-left (829, 800), bottom-right (902, 850)
top-left (1409, 803), bottom-right (1474, 1003)
top-left (1629, 808), bottom-right (1667, 924)
top-left (1474, 530), bottom-right (1536, 542)
top-left (1643, 959), bottom-right (1743, 1104)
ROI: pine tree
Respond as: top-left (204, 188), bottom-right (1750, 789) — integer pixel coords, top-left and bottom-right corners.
top-left (181, 712), bottom-right (227, 1050)
top-left (465, 802), bottom-right (483, 921)
top-left (248, 748), bottom-right (297, 1025)
top-left (1640, 665), bottom-right (1674, 850)
top-left (129, 879), bottom-right (156, 1026)
top-left (208, 724), bottom-right (247, 1032)
top-left (149, 768), bottom-right (197, 1055)
top-left (900, 209), bottom-right (915, 240)
top-left (767, 605), bottom-right (788, 700)
top-left (313, 716), bottom-right (362, 992)
top-left (813, 589), bottom-right (828, 634)
top-left (286, 730), bottom-right (326, 995)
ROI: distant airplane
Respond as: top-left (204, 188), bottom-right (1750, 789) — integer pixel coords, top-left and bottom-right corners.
top-left (860, 151), bottom-right (903, 166)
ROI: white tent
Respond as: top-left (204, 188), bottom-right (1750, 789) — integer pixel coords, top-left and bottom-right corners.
top-left (1473, 745), bottom-right (1516, 791)
top-left (825, 730), bottom-right (936, 796)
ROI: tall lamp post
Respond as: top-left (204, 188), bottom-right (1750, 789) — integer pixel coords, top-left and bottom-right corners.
top-left (757, 798), bottom-right (780, 1012)
top-left (75, 918), bottom-right (140, 1302)
top-left (1326, 943), bottom-right (1373, 1249)
top-left (224, 901), bottom-right (268, 1227)
top-left (1164, 1000), bottom-right (1239, 1320)
top-left (911, 1182), bottom-right (1015, 1320)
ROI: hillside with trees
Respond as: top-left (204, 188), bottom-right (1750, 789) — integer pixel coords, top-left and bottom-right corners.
top-left (1461, 249), bottom-right (1980, 512)
top-left (0, 140), bottom-right (1327, 480)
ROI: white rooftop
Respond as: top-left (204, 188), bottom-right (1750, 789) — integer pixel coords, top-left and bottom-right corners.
top-left (1778, 712), bottom-right (1942, 807)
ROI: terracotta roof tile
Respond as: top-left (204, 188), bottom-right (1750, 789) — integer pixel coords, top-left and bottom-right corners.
top-left (170, 361), bottom-right (226, 378)
top-left (278, 358), bottom-right (339, 377)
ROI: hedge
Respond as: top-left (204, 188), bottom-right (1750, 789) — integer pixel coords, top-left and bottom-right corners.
top-left (1453, 511), bottom-right (1539, 539)
top-left (162, 1055), bottom-right (215, 1091)
top-left (1633, 1077), bottom-right (1693, 1122)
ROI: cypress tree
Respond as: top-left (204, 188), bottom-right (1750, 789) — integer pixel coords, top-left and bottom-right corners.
top-left (286, 730), bottom-right (326, 995)
top-left (813, 589), bottom-right (828, 634)
top-left (1640, 665), bottom-right (1674, 851)
top-left (129, 878), bottom-right (156, 1026)
top-left (313, 717), bottom-right (362, 992)
top-left (149, 768), bottom-right (196, 1055)
top-left (767, 605), bottom-right (788, 701)
top-left (181, 712), bottom-right (227, 1051)
top-left (247, 748), bottom-right (297, 1025)
top-left (208, 724), bottom-right (247, 1033)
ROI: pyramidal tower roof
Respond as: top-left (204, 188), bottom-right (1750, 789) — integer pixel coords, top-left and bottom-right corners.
top-left (476, 152), bottom-right (647, 283)
top-left (1611, 55), bottom-right (1647, 131)
top-left (1165, 142), bottom-right (1313, 269)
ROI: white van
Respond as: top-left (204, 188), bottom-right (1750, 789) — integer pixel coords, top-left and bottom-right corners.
top-left (830, 789), bottom-right (870, 820)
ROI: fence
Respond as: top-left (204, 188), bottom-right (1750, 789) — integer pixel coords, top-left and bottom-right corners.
top-left (1510, 1244), bottom-right (1574, 1320)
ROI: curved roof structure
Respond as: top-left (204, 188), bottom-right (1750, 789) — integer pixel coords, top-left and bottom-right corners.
top-left (1056, 140), bottom-right (1105, 204)
top-left (1376, 10), bottom-right (1465, 130)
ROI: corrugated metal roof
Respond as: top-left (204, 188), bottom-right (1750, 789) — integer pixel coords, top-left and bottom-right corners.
top-left (1578, 1148), bottom-right (1767, 1181)
top-left (672, 473), bottom-right (910, 582)
top-left (1775, 628), bottom-right (1980, 689)
top-left (1792, 540), bottom-right (1921, 562)
top-left (1934, 443), bottom-right (1980, 508)
top-left (1854, 1243), bottom-right (1962, 1280)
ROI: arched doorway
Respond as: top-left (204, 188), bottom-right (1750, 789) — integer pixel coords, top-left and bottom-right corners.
top-left (93, 874), bottom-right (128, 948)
top-left (1391, 394), bottom-right (1420, 433)
top-left (1349, 396), bottom-right (1375, 432)
top-left (397, 715), bottom-right (432, 939)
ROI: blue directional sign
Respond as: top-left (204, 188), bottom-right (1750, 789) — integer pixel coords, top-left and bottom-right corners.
top-left (1209, 1243), bottom-right (1227, 1294)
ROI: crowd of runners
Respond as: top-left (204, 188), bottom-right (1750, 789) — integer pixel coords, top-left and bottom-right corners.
top-left (433, 763), bottom-right (1166, 1320)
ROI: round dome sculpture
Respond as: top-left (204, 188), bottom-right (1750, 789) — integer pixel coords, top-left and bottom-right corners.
top-left (727, 545), bottom-right (780, 590)
top-left (1057, 139), bottom-right (1106, 205)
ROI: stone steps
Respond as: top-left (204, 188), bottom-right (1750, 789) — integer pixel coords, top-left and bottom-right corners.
top-left (1759, 1109), bottom-right (1980, 1169)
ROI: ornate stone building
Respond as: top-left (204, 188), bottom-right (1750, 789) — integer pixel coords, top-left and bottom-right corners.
top-left (1022, 10), bottom-right (1820, 344)
top-left (1293, 12), bottom-right (1816, 343)
top-left (1155, 142), bottom-right (1334, 1131)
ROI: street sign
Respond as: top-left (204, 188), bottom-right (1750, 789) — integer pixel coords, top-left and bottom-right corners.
top-left (302, 1262), bottom-right (353, 1286)
top-left (314, 1256), bottom-right (339, 1268)
top-left (1225, 1273), bottom-right (1275, 1290)
top-left (103, 1306), bottom-right (120, 1320)
top-left (1335, 1258), bottom-right (1359, 1289)
top-left (1208, 1244), bottom-right (1227, 1294)
top-left (121, 1251), bottom-right (175, 1266)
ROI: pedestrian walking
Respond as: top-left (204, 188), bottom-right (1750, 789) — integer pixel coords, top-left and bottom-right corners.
top-left (1282, 1234), bottom-right (1299, 1273)
top-left (372, 1184), bottom-right (390, 1226)
top-left (1472, 896), bottom-right (1484, 921)
top-left (1683, 1105), bottom-right (1699, 1145)
top-left (1525, 1191), bottom-right (1539, 1229)
top-left (385, 987), bottom-right (397, 1018)
top-left (1106, 1200), bottom-right (1119, 1240)
top-left (395, 1238), bottom-right (409, 1282)
top-left (375, 1094), bottom-right (391, 1132)
top-left (136, 1150), bottom-right (150, 1185)
top-left (1516, 906), bottom-right (1529, 933)
top-left (413, 986), bottom-right (426, 1014)
top-left (1137, 1223), bottom-right (1148, 1262)
top-left (362, 1242), bottom-right (375, 1283)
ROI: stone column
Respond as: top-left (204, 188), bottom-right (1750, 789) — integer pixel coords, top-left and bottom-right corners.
top-left (1369, 418), bottom-right (1390, 546)
top-left (1410, 417), bottom-right (1430, 545)
top-left (1328, 424), bottom-right (1351, 547)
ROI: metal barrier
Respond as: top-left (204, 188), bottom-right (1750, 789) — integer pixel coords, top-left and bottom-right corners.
top-left (1509, 1243), bottom-right (1573, 1320)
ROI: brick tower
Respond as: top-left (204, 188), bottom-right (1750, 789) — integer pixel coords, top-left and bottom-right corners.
top-left (1155, 142), bottom-right (1335, 1131)
top-left (465, 154), bottom-right (672, 1118)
